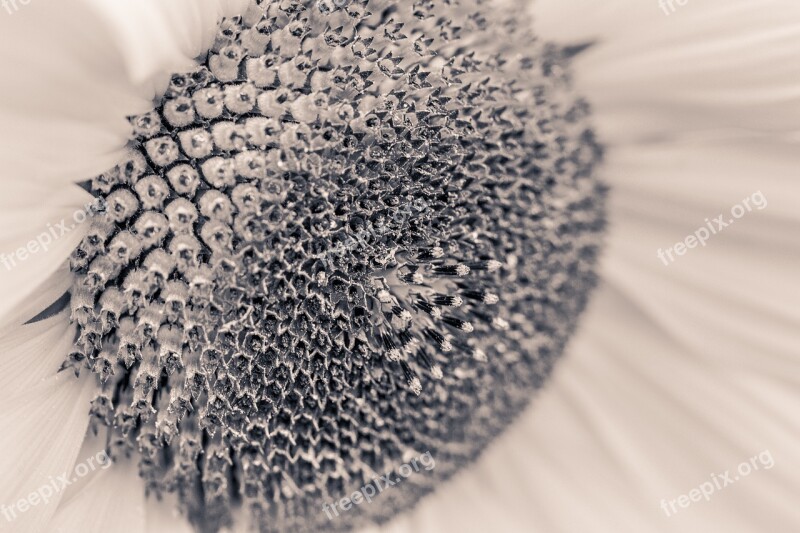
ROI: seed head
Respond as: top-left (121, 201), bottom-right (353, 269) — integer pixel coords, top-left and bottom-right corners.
top-left (67, 1), bottom-right (605, 531)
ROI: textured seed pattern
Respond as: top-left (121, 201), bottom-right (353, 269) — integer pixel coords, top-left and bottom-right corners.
top-left (66, 1), bottom-right (605, 531)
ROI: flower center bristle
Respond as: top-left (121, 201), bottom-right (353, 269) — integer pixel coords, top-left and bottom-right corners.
top-left (65, 1), bottom-right (605, 531)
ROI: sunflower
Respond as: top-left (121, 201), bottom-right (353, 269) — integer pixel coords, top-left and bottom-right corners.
top-left (0, 1), bottom-right (797, 533)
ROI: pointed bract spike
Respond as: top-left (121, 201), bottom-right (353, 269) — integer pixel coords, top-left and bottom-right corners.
top-left (442, 316), bottom-right (473, 332)
top-left (431, 264), bottom-right (470, 277)
top-left (432, 294), bottom-right (463, 307)
top-left (461, 289), bottom-right (499, 304)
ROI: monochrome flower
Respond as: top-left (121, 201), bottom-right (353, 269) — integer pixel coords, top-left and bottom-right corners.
top-left (0, 1), bottom-right (797, 532)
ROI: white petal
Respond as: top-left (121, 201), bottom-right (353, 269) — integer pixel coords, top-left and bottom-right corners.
top-left (532, 0), bottom-right (800, 144)
top-left (0, 277), bottom-right (94, 531)
top-left (0, 1), bottom-right (149, 189)
top-left (0, 375), bottom-right (94, 531)
top-left (48, 451), bottom-right (145, 533)
top-left (81, 0), bottom-right (251, 85)
top-left (0, 262), bottom-right (71, 331)
top-left (0, 310), bottom-right (75, 403)
top-left (0, 185), bottom-right (90, 325)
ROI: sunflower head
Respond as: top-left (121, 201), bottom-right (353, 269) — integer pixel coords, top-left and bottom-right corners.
top-left (65, 0), bottom-right (604, 531)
